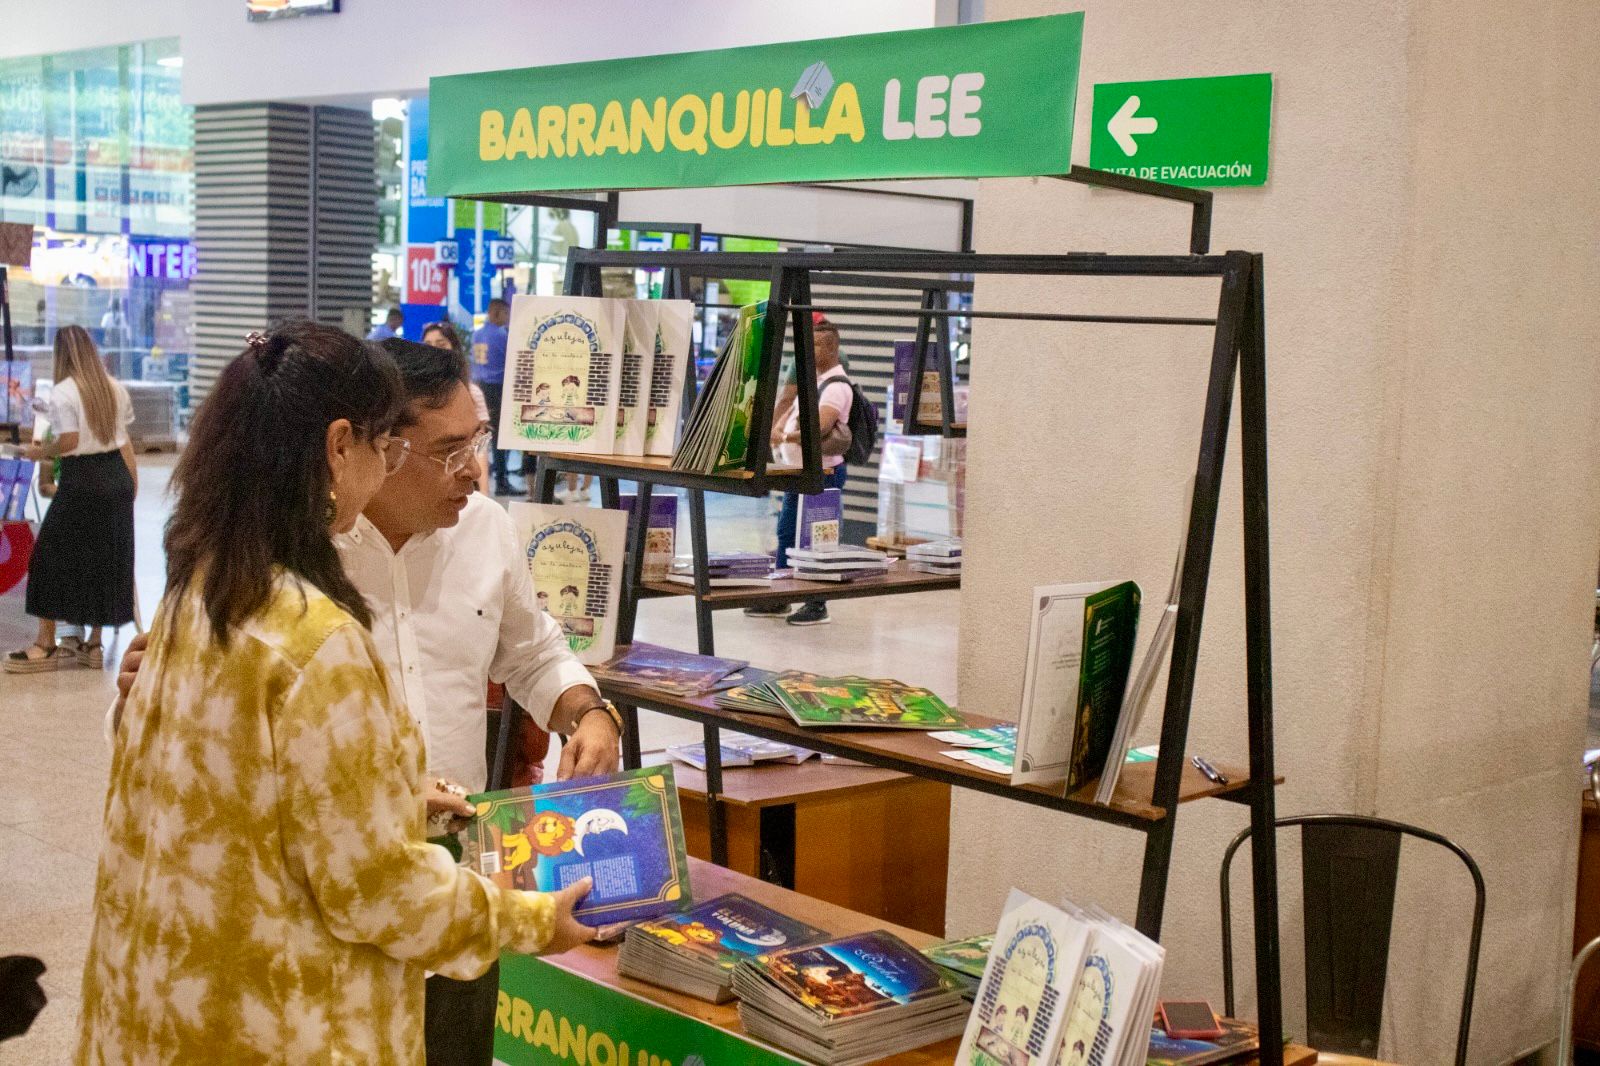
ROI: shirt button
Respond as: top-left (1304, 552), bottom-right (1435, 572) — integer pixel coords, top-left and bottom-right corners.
top-left (407, 664), bottom-right (417, 674)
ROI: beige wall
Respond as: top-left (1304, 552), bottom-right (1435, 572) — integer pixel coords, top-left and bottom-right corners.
top-left (952, 1), bottom-right (1600, 1061)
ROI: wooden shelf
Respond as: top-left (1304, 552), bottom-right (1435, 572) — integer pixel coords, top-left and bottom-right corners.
top-left (520, 451), bottom-right (812, 497)
top-left (600, 664), bottom-right (1265, 831)
top-left (540, 856), bottom-right (1316, 1066)
top-left (641, 560), bottom-right (959, 609)
top-left (640, 750), bottom-right (913, 808)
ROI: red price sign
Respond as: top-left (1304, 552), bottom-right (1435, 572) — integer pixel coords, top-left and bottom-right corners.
top-left (405, 245), bottom-right (447, 306)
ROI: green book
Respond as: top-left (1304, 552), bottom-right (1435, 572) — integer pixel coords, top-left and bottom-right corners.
top-left (921, 934), bottom-right (993, 979)
top-left (769, 674), bottom-right (965, 729)
top-left (712, 301), bottom-right (767, 473)
top-left (1013, 579), bottom-right (1142, 794)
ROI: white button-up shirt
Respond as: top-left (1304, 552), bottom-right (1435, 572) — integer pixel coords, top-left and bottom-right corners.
top-left (336, 493), bottom-right (597, 792)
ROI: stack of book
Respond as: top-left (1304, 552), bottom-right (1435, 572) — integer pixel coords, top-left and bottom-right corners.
top-left (619, 893), bottom-right (829, 1003)
top-left (715, 671), bottom-right (964, 730)
top-left (666, 550), bottom-right (776, 588)
top-left (789, 546), bottom-right (889, 583)
top-left (920, 934), bottom-right (991, 1000)
top-left (957, 889), bottom-right (1165, 1066)
top-left (665, 731), bottom-right (817, 770)
top-left (733, 931), bottom-right (970, 1066)
top-left (590, 642), bottom-right (746, 697)
top-left (905, 539), bottom-right (961, 576)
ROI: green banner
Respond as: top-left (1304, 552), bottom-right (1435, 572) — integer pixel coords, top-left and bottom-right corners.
top-left (1088, 73), bottom-right (1273, 187)
top-left (429, 15), bottom-right (1083, 197)
top-left (493, 953), bottom-right (799, 1066)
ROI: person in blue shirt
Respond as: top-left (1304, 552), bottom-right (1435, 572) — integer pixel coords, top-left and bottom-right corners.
top-left (367, 307), bottom-right (403, 341)
top-left (470, 298), bottom-right (517, 495)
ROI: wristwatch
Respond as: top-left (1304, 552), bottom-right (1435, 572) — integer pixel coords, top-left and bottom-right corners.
top-left (578, 700), bottom-right (625, 735)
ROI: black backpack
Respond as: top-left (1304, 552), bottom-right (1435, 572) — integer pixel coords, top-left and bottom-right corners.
top-left (823, 374), bottom-right (878, 467)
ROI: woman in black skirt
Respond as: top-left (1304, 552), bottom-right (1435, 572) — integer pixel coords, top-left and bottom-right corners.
top-left (6, 325), bottom-right (137, 673)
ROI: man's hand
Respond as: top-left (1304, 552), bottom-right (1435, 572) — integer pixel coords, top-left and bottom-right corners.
top-left (111, 633), bottom-right (150, 735)
top-left (21, 444), bottom-right (46, 463)
top-left (539, 877), bottom-right (597, 956)
top-left (557, 707), bottom-right (620, 781)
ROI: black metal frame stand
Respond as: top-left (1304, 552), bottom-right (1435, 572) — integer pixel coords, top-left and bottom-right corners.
top-left (493, 171), bottom-right (1283, 1061)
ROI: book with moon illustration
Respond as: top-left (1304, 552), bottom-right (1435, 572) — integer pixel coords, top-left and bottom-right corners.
top-left (644, 299), bottom-right (693, 457)
top-left (957, 890), bottom-right (1090, 1066)
top-left (462, 766), bottom-right (690, 927)
top-left (1012, 580), bottom-right (1141, 795)
top-left (591, 641), bottom-right (746, 697)
top-left (500, 295), bottom-right (624, 455)
top-left (509, 501), bottom-right (628, 665)
top-left (619, 893), bottom-right (830, 1002)
top-left (734, 930), bottom-right (969, 1065)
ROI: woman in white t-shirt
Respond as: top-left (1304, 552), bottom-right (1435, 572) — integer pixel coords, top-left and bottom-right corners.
top-left (6, 326), bottom-right (137, 673)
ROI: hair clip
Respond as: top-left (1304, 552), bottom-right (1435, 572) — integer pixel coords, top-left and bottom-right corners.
top-left (245, 331), bottom-right (268, 351)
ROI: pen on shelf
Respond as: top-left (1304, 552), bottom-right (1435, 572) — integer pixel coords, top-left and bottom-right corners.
top-left (1190, 755), bottom-right (1229, 785)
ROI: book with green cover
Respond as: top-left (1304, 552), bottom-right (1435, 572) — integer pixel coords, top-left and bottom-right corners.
top-left (923, 933), bottom-right (993, 979)
top-left (671, 301), bottom-right (771, 476)
top-left (1013, 579), bottom-right (1142, 795)
top-left (770, 674), bottom-right (965, 730)
top-left (714, 301), bottom-right (766, 473)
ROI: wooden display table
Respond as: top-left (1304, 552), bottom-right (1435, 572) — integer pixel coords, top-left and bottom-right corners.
top-left (646, 752), bottom-right (951, 935)
top-left (493, 857), bottom-right (1318, 1066)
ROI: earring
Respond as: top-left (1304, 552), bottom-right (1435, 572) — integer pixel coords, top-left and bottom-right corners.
top-left (325, 489), bottom-right (338, 526)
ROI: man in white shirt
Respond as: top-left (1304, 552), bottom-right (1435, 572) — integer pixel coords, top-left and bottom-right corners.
top-left (363, 338), bottom-right (619, 1065)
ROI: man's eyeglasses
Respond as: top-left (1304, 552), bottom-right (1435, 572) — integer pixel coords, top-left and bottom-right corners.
top-left (420, 428), bottom-right (491, 478)
top-left (376, 435), bottom-right (411, 475)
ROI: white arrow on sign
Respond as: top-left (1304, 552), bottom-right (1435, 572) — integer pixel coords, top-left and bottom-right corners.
top-left (1108, 95), bottom-right (1158, 156)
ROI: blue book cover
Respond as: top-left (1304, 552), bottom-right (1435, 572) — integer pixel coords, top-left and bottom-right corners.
top-left (754, 930), bottom-right (953, 1019)
top-left (463, 766), bottom-right (691, 926)
top-left (795, 487), bottom-right (843, 551)
top-left (0, 459), bottom-right (31, 521)
top-left (633, 893), bottom-right (829, 973)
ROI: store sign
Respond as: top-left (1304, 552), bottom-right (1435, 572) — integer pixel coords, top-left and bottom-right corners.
top-left (405, 245), bottom-right (447, 306)
top-left (493, 954), bottom-right (797, 1066)
top-left (488, 239), bottom-right (516, 267)
top-left (1088, 73), bottom-right (1273, 187)
top-left (433, 239), bottom-right (460, 266)
top-left (428, 14), bottom-right (1083, 195)
top-left (129, 239), bottom-right (196, 280)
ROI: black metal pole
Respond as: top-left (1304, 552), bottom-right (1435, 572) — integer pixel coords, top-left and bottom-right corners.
top-left (1134, 252), bottom-right (1251, 940)
top-left (905, 289), bottom-right (936, 435)
top-left (1238, 254), bottom-right (1283, 1066)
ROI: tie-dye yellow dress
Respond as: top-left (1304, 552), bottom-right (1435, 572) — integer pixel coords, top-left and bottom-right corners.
top-left (77, 573), bottom-right (556, 1064)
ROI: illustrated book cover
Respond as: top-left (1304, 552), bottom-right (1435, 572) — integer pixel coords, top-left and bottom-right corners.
top-left (500, 295), bottom-right (624, 455)
top-left (462, 766), bottom-right (691, 926)
top-left (741, 930), bottom-right (955, 1021)
top-left (769, 674), bottom-right (964, 730)
top-left (619, 492), bottom-right (678, 581)
top-left (891, 339), bottom-right (943, 426)
top-left (509, 501), bottom-right (629, 665)
top-left (613, 299), bottom-right (656, 456)
top-left (644, 299), bottom-right (693, 457)
top-left (592, 641), bottom-right (746, 696)
top-left (630, 893), bottom-right (829, 974)
top-left (796, 487), bottom-right (844, 551)
top-left (956, 890), bottom-right (1090, 1066)
top-left (1145, 1018), bottom-right (1260, 1066)
top-left (1012, 580), bottom-right (1142, 795)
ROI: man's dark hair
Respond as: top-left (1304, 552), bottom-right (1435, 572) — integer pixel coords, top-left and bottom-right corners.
top-left (385, 307), bottom-right (404, 322)
top-left (487, 297), bottom-right (509, 313)
top-left (167, 320), bottom-right (404, 643)
top-left (380, 336), bottom-right (470, 427)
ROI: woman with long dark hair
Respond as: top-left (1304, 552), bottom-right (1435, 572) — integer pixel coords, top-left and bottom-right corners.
top-left (7, 325), bottom-right (136, 673)
top-left (77, 321), bottom-right (593, 1063)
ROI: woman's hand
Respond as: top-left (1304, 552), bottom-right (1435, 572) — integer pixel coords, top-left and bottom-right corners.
top-left (424, 779), bottom-right (474, 835)
top-left (539, 876), bottom-right (598, 956)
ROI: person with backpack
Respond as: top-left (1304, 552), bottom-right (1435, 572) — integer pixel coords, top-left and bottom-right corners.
top-left (748, 314), bottom-right (872, 627)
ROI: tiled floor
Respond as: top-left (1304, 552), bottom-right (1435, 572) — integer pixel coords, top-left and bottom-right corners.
top-left (0, 455), bottom-right (959, 1062)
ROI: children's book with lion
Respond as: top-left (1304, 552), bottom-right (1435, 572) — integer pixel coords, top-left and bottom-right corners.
top-left (462, 766), bottom-right (691, 926)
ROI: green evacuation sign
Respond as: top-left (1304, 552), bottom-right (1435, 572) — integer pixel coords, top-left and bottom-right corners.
top-left (1089, 73), bottom-right (1272, 187)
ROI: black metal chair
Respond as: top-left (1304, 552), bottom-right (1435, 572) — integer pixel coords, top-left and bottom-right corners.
top-left (1220, 814), bottom-right (1485, 1066)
